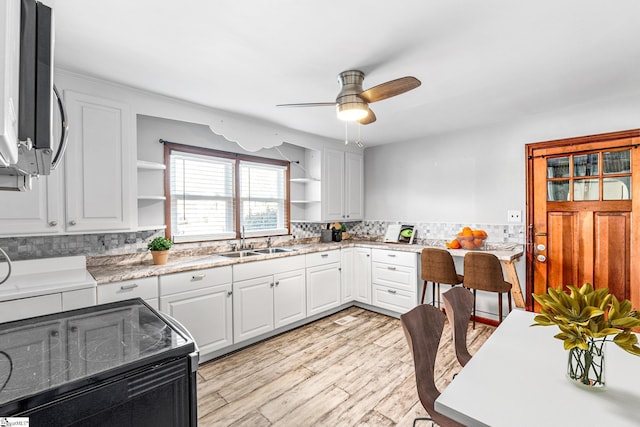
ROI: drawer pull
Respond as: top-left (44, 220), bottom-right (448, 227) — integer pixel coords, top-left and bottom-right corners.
top-left (387, 289), bottom-right (397, 294)
top-left (387, 266), bottom-right (397, 271)
top-left (120, 283), bottom-right (138, 290)
top-left (227, 291), bottom-right (233, 297)
top-left (387, 254), bottom-right (397, 257)
top-left (275, 281), bottom-right (280, 286)
top-left (192, 274), bottom-right (206, 281)
top-left (321, 254), bottom-right (329, 258)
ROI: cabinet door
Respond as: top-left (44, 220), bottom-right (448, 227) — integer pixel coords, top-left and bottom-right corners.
top-left (233, 276), bottom-right (274, 342)
top-left (306, 262), bottom-right (341, 316)
top-left (160, 283), bottom-right (233, 355)
top-left (344, 152), bottom-right (363, 220)
top-left (274, 269), bottom-right (306, 328)
top-left (63, 91), bottom-right (134, 232)
top-left (66, 307), bottom-right (137, 380)
top-left (0, 320), bottom-right (65, 404)
top-left (0, 173), bottom-right (61, 235)
top-left (322, 148), bottom-right (345, 221)
top-left (341, 248), bottom-right (354, 303)
top-left (353, 247), bottom-right (372, 304)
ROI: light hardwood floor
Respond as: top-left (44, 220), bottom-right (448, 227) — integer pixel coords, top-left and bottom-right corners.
top-left (197, 306), bottom-right (494, 426)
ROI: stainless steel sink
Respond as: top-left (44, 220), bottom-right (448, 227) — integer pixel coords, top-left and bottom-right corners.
top-left (218, 250), bottom-right (261, 258)
top-left (252, 247), bottom-right (297, 254)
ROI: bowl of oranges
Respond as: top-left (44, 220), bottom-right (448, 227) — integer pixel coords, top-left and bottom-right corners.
top-left (446, 227), bottom-right (487, 250)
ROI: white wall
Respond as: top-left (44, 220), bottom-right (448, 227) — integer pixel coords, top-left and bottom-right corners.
top-left (365, 90), bottom-right (640, 319)
top-left (364, 91), bottom-right (640, 223)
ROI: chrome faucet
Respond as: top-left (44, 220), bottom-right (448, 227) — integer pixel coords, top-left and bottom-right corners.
top-left (267, 237), bottom-right (272, 248)
top-left (240, 226), bottom-right (246, 250)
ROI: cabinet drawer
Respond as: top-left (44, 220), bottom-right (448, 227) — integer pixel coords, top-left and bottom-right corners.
top-left (305, 250), bottom-right (341, 268)
top-left (371, 263), bottom-right (417, 292)
top-left (98, 277), bottom-right (158, 304)
top-left (233, 255), bottom-right (305, 282)
top-left (160, 266), bottom-right (232, 296)
top-left (372, 285), bottom-right (416, 314)
top-left (0, 293), bottom-right (62, 323)
top-left (371, 249), bottom-right (417, 268)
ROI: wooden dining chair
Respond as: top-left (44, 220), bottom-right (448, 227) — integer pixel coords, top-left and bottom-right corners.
top-left (400, 304), bottom-right (466, 427)
top-left (421, 248), bottom-right (464, 307)
top-left (463, 252), bottom-right (513, 328)
top-left (442, 286), bottom-right (474, 367)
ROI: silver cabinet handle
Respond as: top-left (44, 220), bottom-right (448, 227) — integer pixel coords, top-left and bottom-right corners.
top-left (227, 291), bottom-right (233, 297)
top-left (387, 254), bottom-right (396, 257)
top-left (192, 274), bottom-right (206, 281)
top-left (270, 282), bottom-right (275, 288)
top-left (388, 266), bottom-right (397, 271)
top-left (120, 283), bottom-right (138, 290)
top-left (387, 289), bottom-right (397, 294)
top-left (275, 281), bottom-right (280, 286)
top-left (321, 254), bottom-right (329, 258)
top-left (69, 220), bottom-right (77, 226)
top-left (338, 267), bottom-right (342, 271)
top-left (366, 254), bottom-right (370, 257)
top-left (49, 220), bottom-right (58, 227)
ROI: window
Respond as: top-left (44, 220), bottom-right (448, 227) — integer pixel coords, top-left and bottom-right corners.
top-left (546, 149), bottom-right (631, 202)
top-left (166, 143), bottom-right (289, 242)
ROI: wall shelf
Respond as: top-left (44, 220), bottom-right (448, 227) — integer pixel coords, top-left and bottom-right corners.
top-left (137, 160), bottom-right (166, 170)
top-left (291, 200), bottom-right (320, 204)
top-left (290, 178), bottom-right (320, 183)
top-left (137, 195), bottom-right (166, 201)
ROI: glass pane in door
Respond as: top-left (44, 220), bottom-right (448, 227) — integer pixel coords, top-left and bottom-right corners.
top-left (603, 177), bottom-right (631, 200)
top-left (603, 150), bottom-right (631, 174)
top-left (573, 154), bottom-right (599, 177)
top-left (547, 157), bottom-right (570, 178)
top-left (573, 179), bottom-right (599, 201)
top-left (548, 180), bottom-right (569, 201)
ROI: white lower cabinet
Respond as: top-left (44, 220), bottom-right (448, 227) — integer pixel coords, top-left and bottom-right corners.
top-left (306, 250), bottom-right (342, 316)
top-left (233, 257), bottom-right (306, 342)
top-left (342, 247), bottom-right (371, 304)
top-left (159, 266), bottom-right (233, 357)
top-left (371, 249), bottom-right (418, 314)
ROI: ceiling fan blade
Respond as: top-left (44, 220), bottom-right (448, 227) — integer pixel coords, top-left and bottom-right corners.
top-left (359, 76), bottom-right (421, 103)
top-left (359, 108), bottom-right (376, 125)
top-left (276, 102), bottom-right (336, 108)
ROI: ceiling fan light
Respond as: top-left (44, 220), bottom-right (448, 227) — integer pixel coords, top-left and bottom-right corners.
top-left (336, 103), bottom-right (368, 121)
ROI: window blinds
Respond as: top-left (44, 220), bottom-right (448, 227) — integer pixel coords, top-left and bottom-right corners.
top-left (239, 161), bottom-right (288, 236)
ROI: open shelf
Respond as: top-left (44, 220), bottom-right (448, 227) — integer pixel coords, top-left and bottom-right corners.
top-left (137, 160), bottom-right (166, 170)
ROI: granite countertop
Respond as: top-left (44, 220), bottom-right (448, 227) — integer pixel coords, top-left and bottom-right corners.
top-left (87, 240), bottom-right (524, 285)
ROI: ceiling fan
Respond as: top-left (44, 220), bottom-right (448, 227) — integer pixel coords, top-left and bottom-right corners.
top-left (276, 70), bottom-right (421, 125)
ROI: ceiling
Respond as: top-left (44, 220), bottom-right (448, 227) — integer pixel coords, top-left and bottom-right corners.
top-left (46, 0), bottom-right (640, 146)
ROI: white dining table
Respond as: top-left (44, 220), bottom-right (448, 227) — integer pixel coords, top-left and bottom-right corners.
top-left (435, 309), bottom-right (640, 427)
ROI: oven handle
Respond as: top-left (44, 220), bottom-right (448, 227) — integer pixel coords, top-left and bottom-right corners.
top-left (51, 85), bottom-right (69, 171)
top-left (158, 311), bottom-right (199, 372)
top-left (0, 247), bottom-right (12, 285)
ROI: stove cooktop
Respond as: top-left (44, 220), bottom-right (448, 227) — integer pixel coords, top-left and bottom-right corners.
top-left (0, 299), bottom-right (192, 406)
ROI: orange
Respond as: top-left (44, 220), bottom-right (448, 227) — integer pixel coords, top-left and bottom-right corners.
top-left (461, 227), bottom-right (473, 237)
top-left (476, 229), bottom-right (487, 237)
top-left (446, 239), bottom-right (461, 249)
top-left (472, 230), bottom-right (483, 237)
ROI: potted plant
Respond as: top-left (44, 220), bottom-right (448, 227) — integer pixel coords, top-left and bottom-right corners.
top-left (532, 283), bottom-right (640, 389)
top-left (147, 237), bottom-right (173, 265)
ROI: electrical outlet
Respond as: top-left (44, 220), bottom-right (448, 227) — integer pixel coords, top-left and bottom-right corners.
top-left (508, 210), bottom-right (522, 223)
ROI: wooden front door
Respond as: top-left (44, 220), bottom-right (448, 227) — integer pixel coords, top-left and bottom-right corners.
top-left (526, 130), bottom-right (640, 311)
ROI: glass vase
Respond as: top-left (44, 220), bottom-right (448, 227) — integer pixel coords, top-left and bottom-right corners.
top-left (566, 338), bottom-right (606, 389)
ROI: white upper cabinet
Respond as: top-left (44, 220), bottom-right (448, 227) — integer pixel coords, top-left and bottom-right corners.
top-left (322, 148), bottom-right (363, 222)
top-left (63, 91), bottom-right (134, 232)
top-left (0, 0), bottom-right (20, 167)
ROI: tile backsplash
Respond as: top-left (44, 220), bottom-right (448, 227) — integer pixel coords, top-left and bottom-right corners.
top-left (0, 220), bottom-right (525, 261)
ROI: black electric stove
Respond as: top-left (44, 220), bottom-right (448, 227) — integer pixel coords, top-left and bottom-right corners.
top-left (0, 299), bottom-right (198, 426)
